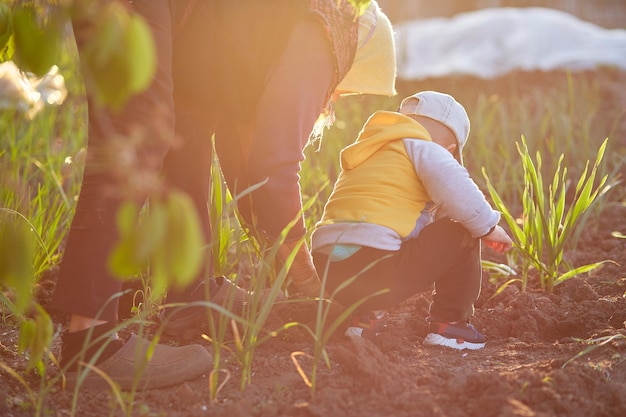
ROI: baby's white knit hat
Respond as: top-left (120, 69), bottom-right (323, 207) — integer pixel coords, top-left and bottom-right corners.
top-left (399, 91), bottom-right (470, 164)
top-left (335, 0), bottom-right (397, 97)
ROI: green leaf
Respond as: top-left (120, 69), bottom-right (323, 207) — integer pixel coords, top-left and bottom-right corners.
top-left (346, 0), bottom-right (371, 17)
top-left (116, 200), bottom-right (140, 238)
top-left (12, 4), bottom-right (64, 76)
top-left (18, 319), bottom-right (36, 354)
top-left (162, 190), bottom-right (204, 289)
top-left (554, 261), bottom-right (611, 285)
top-left (108, 237), bottom-right (142, 278)
top-left (0, 2), bottom-right (13, 52)
top-left (78, 2), bottom-right (154, 109)
top-left (134, 201), bottom-right (168, 263)
top-left (124, 13), bottom-right (156, 93)
top-left (0, 212), bottom-right (35, 315)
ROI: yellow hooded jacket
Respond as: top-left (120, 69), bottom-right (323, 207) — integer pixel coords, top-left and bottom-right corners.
top-left (313, 110), bottom-right (500, 257)
top-left (318, 111), bottom-right (431, 237)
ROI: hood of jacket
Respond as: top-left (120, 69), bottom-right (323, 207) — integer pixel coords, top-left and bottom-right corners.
top-left (340, 110), bottom-right (431, 170)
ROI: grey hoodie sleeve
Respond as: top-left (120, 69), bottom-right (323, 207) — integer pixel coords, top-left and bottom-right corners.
top-left (403, 139), bottom-right (500, 237)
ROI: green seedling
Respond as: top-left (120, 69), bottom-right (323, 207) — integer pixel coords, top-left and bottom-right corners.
top-left (484, 136), bottom-right (614, 292)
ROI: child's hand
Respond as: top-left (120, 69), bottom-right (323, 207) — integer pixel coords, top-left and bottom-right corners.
top-left (481, 225), bottom-right (513, 254)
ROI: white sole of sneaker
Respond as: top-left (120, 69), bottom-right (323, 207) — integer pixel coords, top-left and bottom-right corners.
top-left (344, 326), bottom-right (365, 338)
top-left (423, 333), bottom-right (485, 350)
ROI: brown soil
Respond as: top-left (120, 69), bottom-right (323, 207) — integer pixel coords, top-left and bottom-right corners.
top-left (1, 202), bottom-right (625, 417)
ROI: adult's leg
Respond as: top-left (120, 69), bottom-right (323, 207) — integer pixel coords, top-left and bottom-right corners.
top-left (158, 3), bottom-right (272, 332)
top-left (237, 17), bottom-right (334, 297)
top-left (245, 17), bottom-right (334, 240)
top-left (161, 0), bottom-right (219, 302)
top-left (216, 1), bottom-right (334, 239)
top-left (52, 0), bottom-right (175, 323)
top-left (51, 0), bottom-right (213, 390)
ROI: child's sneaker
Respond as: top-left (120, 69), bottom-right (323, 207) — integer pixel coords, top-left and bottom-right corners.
top-left (423, 317), bottom-right (486, 350)
top-left (344, 310), bottom-right (389, 340)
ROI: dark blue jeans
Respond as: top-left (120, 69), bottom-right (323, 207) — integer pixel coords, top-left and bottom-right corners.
top-left (312, 220), bottom-right (483, 322)
top-left (53, 0), bottom-right (335, 321)
top-left (209, 3), bottom-right (333, 241)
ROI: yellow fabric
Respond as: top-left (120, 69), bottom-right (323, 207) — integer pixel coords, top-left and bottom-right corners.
top-left (335, 1), bottom-right (396, 96)
top-left (320, 111), bottom-right (432, 237)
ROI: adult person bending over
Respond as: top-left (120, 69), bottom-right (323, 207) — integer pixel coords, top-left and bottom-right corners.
top-left (204, 0), bottom-right (395, 296)
top-left (51, 0), bottom-right (396, 390)
top-left (161, 0), bottom-right (397, 335)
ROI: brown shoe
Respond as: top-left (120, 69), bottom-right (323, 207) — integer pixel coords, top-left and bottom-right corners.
top-left (63, 334), bottom-right (212, 390)
top-left (161, 276), bottom-right (284, 337)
